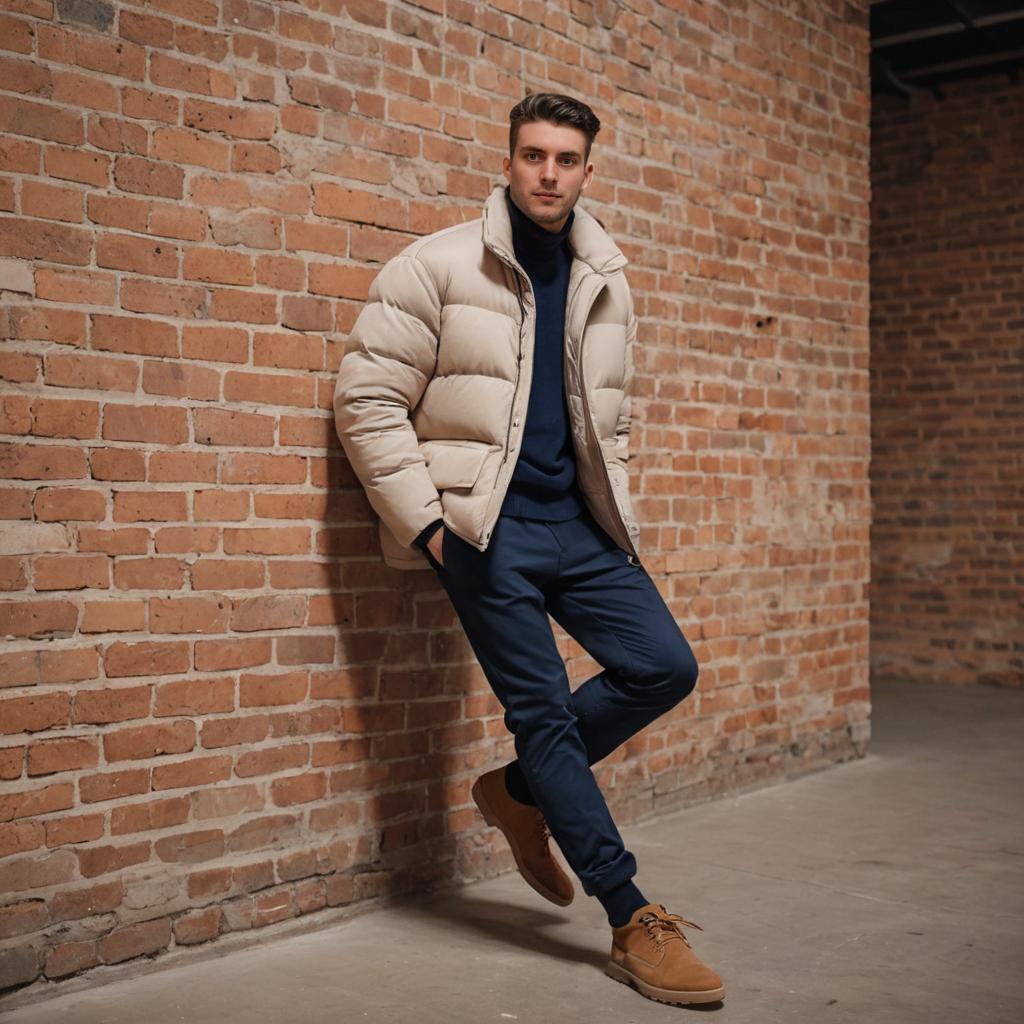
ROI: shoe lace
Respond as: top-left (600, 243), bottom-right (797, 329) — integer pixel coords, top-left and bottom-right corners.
top-left (533, 811), bottom-right (551, 844)
top-left (639, 907), bottom-right (705, 949)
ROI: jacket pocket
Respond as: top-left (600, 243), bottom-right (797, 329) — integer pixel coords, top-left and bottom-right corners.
top-left (420, 440), bottom-right (490, 490)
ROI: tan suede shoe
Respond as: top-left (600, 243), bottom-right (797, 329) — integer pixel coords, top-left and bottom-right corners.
top-left (606, 902), bottom-right (725, 1005)
top-left (470, 766), bottom-right (575, 906)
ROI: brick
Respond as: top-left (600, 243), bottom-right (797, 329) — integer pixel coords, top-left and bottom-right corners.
top-left (183, 246), bottom-right (253, 285)
top-left (90, 314), bottom-right (178, 357)
top-left (103, 404), bottom-right (189, 445)
top-left (183, 99), bottom-right (276, 140)
top-left (0, 393), bottom-right (32, 434)
top-left (113, 558), bottom-right (185, 590)
top-left (207, 208), bottom-right (280, 246)
top-left (78, 528), bottom-right (149, 556)
top-left (223, 527), bottom-right (310, 555)
top-left (221, 453), bottom-right (306, 485)
top-left (77, 768), bottom-right (149, 803)
top-left (0, 94), bottom-right (84, 145)
top-left (76, 840), bottom-right (151, 879)
top-left (153, 527), bottom-right (218, 553)
top-left (194, 637), bottom-right (271, 672)
top-left (224, 370), bottom-right (315, 408)
top-left (122, 85), bottom-right (178, 124)
top-left (182, 325), bottom-right (249, 364)
top-left (33, 555), bottom-right (109, 591)
top-left (88, 119), bottom-right (143, 157)
top-left (0, 352), bottom-right (40, 384)
top-left (31, 398), bottom-right (100, 439)
top-left (149, 596), bottom-right (229, 634)
top-left (312, 183), bottom-right (406, 230)
top-left (0, 393), bottom-right (33, 434)
top-left (113, 491), bottom-right (188, 522)
top-left (142, 360), bottom-right (220, 401)
top-left (151, 755), bottom-right (233, 792)
top-left (45, 144), bottom-right (110, 187)
top-left (308, 262), bottom-right (376, 301)
top-left (112, 154), bottom-right (183, 198)
top-left (10, 305), bottom-right (86, 344)
top-left (103, 720), bottom-right (196, 762)
top-left (110, 795), bottom-right (190, 836)
top-left (90, 448), bottom-right (145, 481)
top-left (0, 692), bottom-right (71, 738)
top-left (153, 677), bottom-right (234, 717)
top-left (45, 352), bottom-right (138, 392)
top-left (152, 126), bottom-right (231, 169)
top-left (194, 490), bottom-right (249, 521)
top-left (281, 295), bottom-right (333, 332)
top-left (149, 54), bottom-right (230, 100)
top-left (80, 600), bottom-right (146, 634)
top-left (190, 559), bottom-right (263, 590)
top-left (0, 216), bottom-right (91, 266)
top-left (253, 332), bottom-right (325, 370)
top-left (21, 179), bottom-right (82, 221)
top-left (0, 522), bottom-right (69, 554)
top-left (96, 232), bottom-right (178, 277)
top-left (0, 557), bottom-right (27, 591)
top-left (254, 253), bottom-right (303, 291)
top-left (27, 737), bottom-right (100, 776)
top-left (208, 287), bottom-right (277, 324)
top-left (104, 641), bottom-right (189, 678)
top-left (0, 443), bottom-right (88, 480)
top-left (33, 488), bottom-right (104, 523)
top-left (35, 266), bottom-right (114, 304)
top-left (73, 685), bottom-right (151, 725)
top-left (0, 648), bottom-right (99, 687)
top-left (97, 917), bottom-right (171, 961)
top-left (148, 451), bottom-right (217, 483)
top-left (230, 595), bottom-right (306, 632)
top-left (239, 670), bottom-right (308, 707)
top-left (0, 600), bottom-right (78, 639)
top-left (193, 408), bottom-right (274, 447)
top-left (276, 634), bottom-right (335, 665)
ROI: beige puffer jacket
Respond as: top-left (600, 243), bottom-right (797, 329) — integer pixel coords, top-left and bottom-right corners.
top-left (333, 183), bottom-right (640, 571)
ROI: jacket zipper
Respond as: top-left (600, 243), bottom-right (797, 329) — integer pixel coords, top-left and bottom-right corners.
top-left (503, 272), bottom-right (527, 466)
top-left (475, 252), bottom-right (533, 547)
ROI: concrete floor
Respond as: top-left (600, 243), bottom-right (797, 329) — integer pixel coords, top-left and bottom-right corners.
top-left (2, 677), bottom-right (1023, 1023)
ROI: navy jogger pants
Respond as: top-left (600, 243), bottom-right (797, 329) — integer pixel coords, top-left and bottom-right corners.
top-left (424, 506), bottom-right (699, 899)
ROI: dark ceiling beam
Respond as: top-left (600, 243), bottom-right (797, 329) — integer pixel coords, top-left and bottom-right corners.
top-left (899, 45), bottom-right (1024, 78)
top-left (872, 9), bottom-right (1024, 49)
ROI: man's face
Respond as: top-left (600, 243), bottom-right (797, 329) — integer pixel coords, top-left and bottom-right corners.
top-left (502, 119), bottom-right (594, 234)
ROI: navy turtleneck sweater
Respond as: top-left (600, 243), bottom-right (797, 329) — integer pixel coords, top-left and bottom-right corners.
top-left (413, 185), bottom-right (585, 552)
top-left (498, 185), bottom-right (585, 521)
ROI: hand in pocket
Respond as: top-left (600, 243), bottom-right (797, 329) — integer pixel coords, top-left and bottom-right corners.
top-left (426, 527), bottom-right (445, 569)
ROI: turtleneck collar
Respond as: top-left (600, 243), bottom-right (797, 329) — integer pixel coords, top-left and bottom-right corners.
top-left (504, 185), bottom-right (574, 269)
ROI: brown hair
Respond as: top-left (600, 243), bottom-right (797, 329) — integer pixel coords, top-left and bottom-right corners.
top-left (508, 92), bottom-right (601, 163)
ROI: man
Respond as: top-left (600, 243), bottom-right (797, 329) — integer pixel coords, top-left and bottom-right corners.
top-left (333, 92), bottom-right (724, 1007)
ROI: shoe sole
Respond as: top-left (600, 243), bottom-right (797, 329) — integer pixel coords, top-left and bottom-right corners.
top-left (605, 960), bottom-right (725, 1005)
top-left (471, 776), bottom-right (574, 907)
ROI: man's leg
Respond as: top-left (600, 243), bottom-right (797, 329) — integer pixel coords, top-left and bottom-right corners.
top-left (433, 512), bottom-right (639, 900)
top-left (505, 506), bottom-right (699, 795)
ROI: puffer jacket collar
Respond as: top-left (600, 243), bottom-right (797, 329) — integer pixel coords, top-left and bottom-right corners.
top-left (481, 184), bottom-right (628, 276)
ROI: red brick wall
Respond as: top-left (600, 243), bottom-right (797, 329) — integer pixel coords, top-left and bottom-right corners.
top-left (870, 75), bottom-right (1023, 689)
top-left (0, 0), bottom-right (871, 997)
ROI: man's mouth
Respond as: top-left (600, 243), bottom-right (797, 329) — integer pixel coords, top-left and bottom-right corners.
top-left (535, 192), bottom-right (560, 198)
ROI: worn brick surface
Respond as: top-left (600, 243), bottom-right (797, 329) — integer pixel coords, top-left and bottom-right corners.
top-left (870, 77), bottom-right (1023, 690)
top-left (0, 0), bottom-right (872, 996)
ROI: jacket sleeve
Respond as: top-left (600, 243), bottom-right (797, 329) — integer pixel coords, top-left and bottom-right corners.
top-left (333, 253), bottom-right (443, 551)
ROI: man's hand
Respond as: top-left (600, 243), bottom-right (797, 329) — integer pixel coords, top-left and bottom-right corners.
top-left (427, 527), bottom-right (444, 568)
